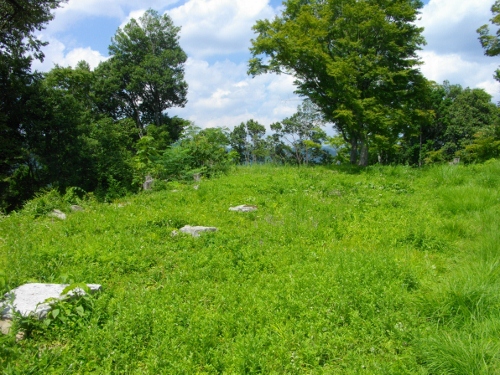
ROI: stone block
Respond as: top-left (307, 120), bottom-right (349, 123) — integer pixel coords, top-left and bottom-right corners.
top-left (229, 205), bottom-right (258, 212)
top-left (179, 225), bottom-right (217, 237)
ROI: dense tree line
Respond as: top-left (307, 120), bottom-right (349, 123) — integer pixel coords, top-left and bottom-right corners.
top-left (1, 0), bottom-right (500, 212)
top-left (0, 4), bottom-right (189, 211)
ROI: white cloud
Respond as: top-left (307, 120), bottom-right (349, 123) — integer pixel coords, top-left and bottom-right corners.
top-left (417, 0), bottom-right (492, 58)
top-left (417, 51), bottom-right (491, 85)
top-left (168, 57), bottom-right (300, 129)
top-left (417, 0), bottom-right (500, 101)
top-left (169, 0), bottom-right (274, 58)
top-left (31, 36), bottom-right (108, 72)
top-left (65, 48), bottom-right (108, 69)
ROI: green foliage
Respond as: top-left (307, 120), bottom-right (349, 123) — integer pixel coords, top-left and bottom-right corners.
top-left (21, 189), bottom-right (67, 218)
top-left (89, 117), bottom-right (136, 200)
top-left (0, 0), bottom-right (68, 212)
top-left (459, 127), bottom-right (500, 163)
top-left (271, 99), bottom-right (329, 165)
top-left (0, 0), bottom-right (66, 62)
top-left (0, 269), bottom-right (6, 296)
top-left (249, 0), bottom-right (427, 165)
top-left (99, 8), bottom-right (188, 136)
top-left (158, 125), bottom-right (233, 180)
top-left (478, 0), bottom-right (500, 82)
top-left (328, 135), bottom-right (350, 164)
top-left (62, 187), bottom-right (87, 205)
top-left (398, 81), bottom-right (500, 166)
top-left (145, 116), bottom-right (190, 150)
top-left (133, 136), bottom-right (160, 177)
top-left (229, 119), bottom-right (267, 164)
top-left (158, 143), bottom-right (194, 180)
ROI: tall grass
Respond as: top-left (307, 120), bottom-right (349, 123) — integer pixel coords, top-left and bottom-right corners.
top-left (0, 162), bottom-right (499, 373)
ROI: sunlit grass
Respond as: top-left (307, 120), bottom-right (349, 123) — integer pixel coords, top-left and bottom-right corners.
top-left (1, 161), bottom-right (499, 373)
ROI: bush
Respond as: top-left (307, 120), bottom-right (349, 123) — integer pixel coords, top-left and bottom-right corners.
top-left (157, 126), bottom-right (233, 181)
top-left (21, 189), bottom-right (67, 218)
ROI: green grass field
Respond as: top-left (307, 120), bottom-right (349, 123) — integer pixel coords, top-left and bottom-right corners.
top-left (1, 162), bottom-right (500, 374)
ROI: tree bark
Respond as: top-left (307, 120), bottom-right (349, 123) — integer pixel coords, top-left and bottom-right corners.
top-left (349, 139), bottom-right (358, 165)
top-left (358, 141), bottom-right (368, 166)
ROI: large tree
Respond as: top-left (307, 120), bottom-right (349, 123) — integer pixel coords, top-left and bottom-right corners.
top-left (249, 0), bottom-right (426, 165)
top-left (0, 0), bottom-right (66, 210)
top-left (98, 9), bottom-right (188, 138)
top-left (478, 0), bottom-right (500, 83)
top-left (0, 0), bottom-right (66, 61)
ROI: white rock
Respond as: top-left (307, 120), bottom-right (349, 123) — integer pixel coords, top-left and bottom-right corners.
top-left (70, 205), bottom-right (84, 212)
top-left (1, 283), bottom-right (101, 319)
top-left (179, 225), bottom-right (217, 237)
top-left (49, 209), bottom-right (66, 220)
top-left (229, 205), bottom-right (258, 212)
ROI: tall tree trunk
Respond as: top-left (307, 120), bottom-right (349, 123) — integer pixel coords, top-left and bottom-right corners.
top-left (358, 141), bottom-right (368, 166)
top-left (349, 139), bottom-right (358, 164)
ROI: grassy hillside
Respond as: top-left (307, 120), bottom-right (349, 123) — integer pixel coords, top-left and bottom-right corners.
top-left (1, 162), bottom-right (500, 374)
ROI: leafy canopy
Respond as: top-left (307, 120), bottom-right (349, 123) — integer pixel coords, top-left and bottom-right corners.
top-left (478, 0), bottom-right (500, 82)
top-left (249, 0), bottom-right (426, 165)
top-left (98, 9), bottom-right (188, 136)
top-left (0, 0), bottom-right (66, 61)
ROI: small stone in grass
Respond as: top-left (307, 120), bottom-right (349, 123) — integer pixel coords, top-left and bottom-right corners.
top-left (49, 209), bottom-right (66, 220)
top-left (179, 225), bottom-right (217, 237)
top-left (229, 205), bottom-right (258, 212)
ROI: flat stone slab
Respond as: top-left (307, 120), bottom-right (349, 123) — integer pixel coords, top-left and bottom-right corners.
top-left (1, 283), bottom-right (101, 319)
top-left (229, 205), bottom-right (258, 212)
top-left (179, 225), bottom-right (217, 237)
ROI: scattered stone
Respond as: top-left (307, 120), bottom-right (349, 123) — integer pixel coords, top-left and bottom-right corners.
top-left (49, 209), bottom-right (66, 220)
top-left (193, 185), bottom-right (199, 190)
top-left (179, 225), bottom-right (217, 237)
top-left (0, 319), bottom-right (11, 335)
top-left (449, 157), bottom-right (460, 165)
top-left (0, 319), bottom-right (25, 341)
top-left (171, 230), bottom-right (179, 237)
top-left (143, 175), bottom-right (154, 190)
top-left (1, 283), bottom-right (102, 319)
top-left (229, 205), bottom-right (258, 212)
top-left (193, 173), bottom-right (201, 182)
top-left (70, 205), bottom-right (84, 212)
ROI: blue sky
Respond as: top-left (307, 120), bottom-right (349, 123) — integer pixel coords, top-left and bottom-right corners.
top-left (32, 0), bottom-right (500, 129)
